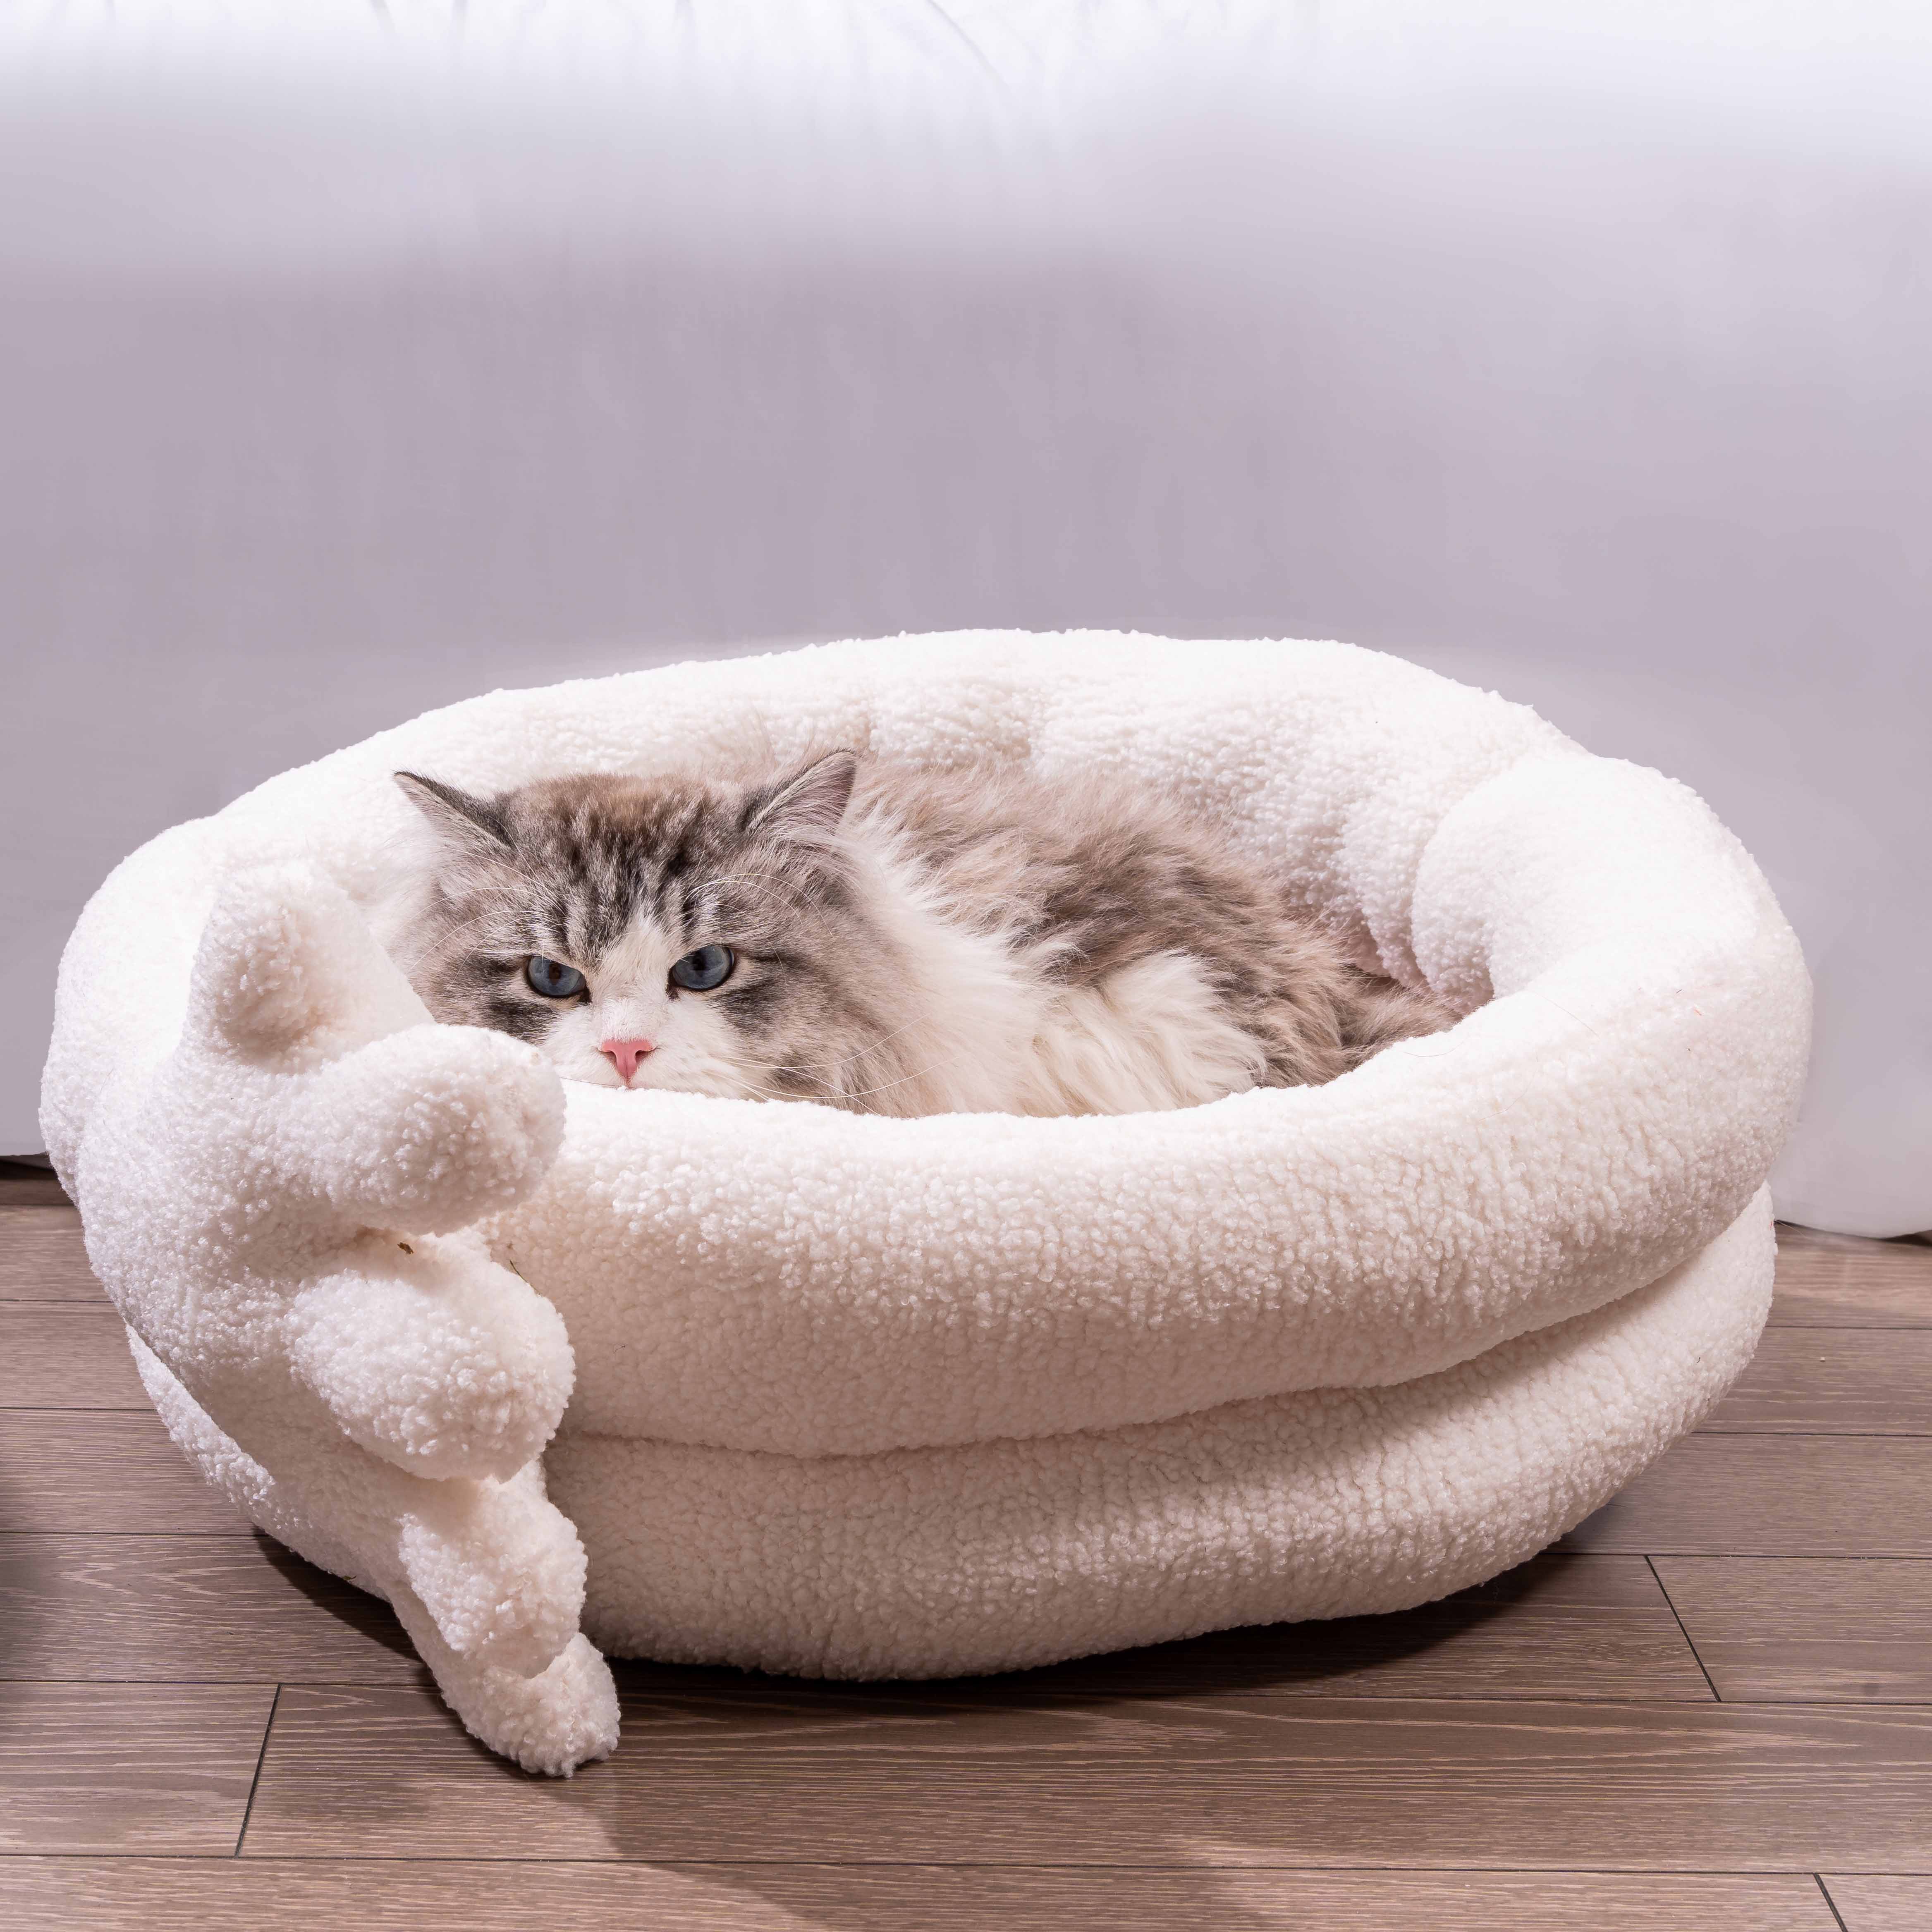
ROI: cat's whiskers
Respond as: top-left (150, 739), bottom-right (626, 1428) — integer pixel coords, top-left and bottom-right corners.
top-left (684, 1037), bottom-right (975, 1110)
top-left (735, 1045), bottom-right (984, 1109)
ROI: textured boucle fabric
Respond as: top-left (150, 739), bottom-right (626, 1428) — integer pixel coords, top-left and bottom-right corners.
top-left (557, 1200), bottom-right (1772, 1678)
top-left (40, 632), bottom-right (1810, 1773)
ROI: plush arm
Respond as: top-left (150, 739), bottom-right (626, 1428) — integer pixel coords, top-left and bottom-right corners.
top-left (76, 863), bottom-right (618, 1772)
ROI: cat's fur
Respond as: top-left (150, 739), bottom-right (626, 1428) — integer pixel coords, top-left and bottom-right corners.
top-left (383, 751), bottom-right (1452, 1116)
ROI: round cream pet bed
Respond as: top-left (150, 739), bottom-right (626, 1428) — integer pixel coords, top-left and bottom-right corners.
top-left (40, 633), bottom-right (1811, 1774)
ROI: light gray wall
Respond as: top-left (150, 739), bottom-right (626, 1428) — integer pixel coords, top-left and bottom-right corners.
top-left (3, 5), bottom-right (1927, 1231)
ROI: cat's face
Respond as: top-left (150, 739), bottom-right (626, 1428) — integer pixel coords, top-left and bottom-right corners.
top-left (392, 754), bottom-right (885, 1101)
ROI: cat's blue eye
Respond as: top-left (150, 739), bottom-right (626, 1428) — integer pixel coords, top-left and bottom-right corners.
top-left (670, 944), bottom-right (735, 992)
top-left (525, 956), bottom-right (586, 999)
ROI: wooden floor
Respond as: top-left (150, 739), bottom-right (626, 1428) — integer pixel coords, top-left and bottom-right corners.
top-left (2, 1161), bottom-right (1929, 1931)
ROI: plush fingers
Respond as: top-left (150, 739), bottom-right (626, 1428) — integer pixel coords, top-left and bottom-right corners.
top-left (138, 1327), bottom-right (586, 1683)
top-left (286, 1231), bottom-right (574, 1482)
top-left (185, 861), bottom-right (564, 1238)
top-left (187, 861), bottom-right (426, 1065)
top-left (390, 1463), bottom-right (591, 1679)
top-left (390, 1593), bottom-right (620, 1777)
top-left (210, 1403), bottom-right (590, 1681)
top-left (284, 1024), bottom-right (564, 1238)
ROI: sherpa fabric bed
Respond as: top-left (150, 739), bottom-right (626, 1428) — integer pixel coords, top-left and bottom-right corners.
top-left (40, 632), bottom-right (1810, 1774)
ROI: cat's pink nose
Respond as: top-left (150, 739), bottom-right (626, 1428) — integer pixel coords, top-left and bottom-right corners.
top-left (600, 1037), bottom-right (656, 1083)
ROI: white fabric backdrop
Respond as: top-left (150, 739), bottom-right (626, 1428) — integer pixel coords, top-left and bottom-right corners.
top-left (2, 2), bottom-right (1927, 1234)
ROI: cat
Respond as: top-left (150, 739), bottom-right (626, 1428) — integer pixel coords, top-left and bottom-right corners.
top-left (382, 750), bottom-right (1453, 1116)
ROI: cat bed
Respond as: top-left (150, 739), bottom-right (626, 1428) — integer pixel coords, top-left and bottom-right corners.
top-left (41, 632), bottom-right (1810, 1774)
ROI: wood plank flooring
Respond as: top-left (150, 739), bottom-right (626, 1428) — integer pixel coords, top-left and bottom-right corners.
top-left (1653, 1559), bottom-right (1932, 1704)
top-left (0, 1683), bottom-right (274, 1855)
top-left (0, 1861), bottom-right (1852, 1930)
top-left (0, 1305), bottom-right (149, 1409)
top-left (2, 1173), bottom-right (1927, 1927)
top-left (242, 1682), bottom-right (1932, 1869)
top-left (1766, 1226), bottom-right (1932, 1328)
top-left (0, 1204), bottom-right (101, 1300)
top-left (1822, 1874), bottom-right (1932, 1932)
top-left (1705, 1330), bottom-right (1932, 1435)
top-left (1560, 1434), bottom-right (1932, 1556)
top-left (0, 1413), bottom-right (257, 1537)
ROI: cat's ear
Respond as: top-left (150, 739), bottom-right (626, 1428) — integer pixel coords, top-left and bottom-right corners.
top-left (744, 750), bottom-right (858, 844)
top-left (393, 772), bottom-right (515, 859)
